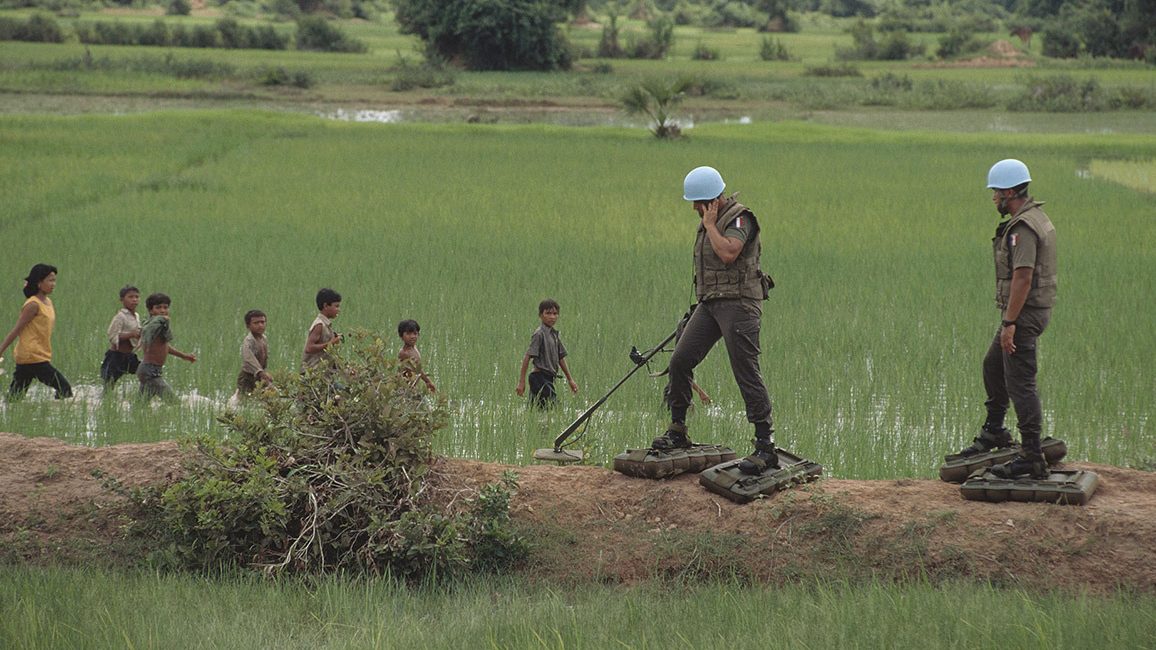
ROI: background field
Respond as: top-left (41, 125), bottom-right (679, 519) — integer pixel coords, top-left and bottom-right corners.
top-left (0, 112), bottom-right (1153, 480)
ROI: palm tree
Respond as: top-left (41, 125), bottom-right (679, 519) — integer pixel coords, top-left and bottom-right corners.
top-left (621, 76), bottom-right (693, 139)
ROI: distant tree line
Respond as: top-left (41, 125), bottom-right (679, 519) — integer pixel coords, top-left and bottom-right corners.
top-left (0, 13), bottom-right (366, 52)
top-left (2, 0), bottom-right (1151, 66)
top-left (392, 0), bottom-right (1153, 70)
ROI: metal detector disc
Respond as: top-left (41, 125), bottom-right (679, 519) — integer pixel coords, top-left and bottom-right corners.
top-left (533, 448), bottom-right (585, 464)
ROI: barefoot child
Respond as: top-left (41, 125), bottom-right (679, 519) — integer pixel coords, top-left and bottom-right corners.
top-left (397, 319), bottom-right (435, 393)
top-left (237, 309), bottom-right (272, 396)
top-left (100, 285), bottom-right (142, 389)
top-left (0, 263), bottom-right (72, 399)
top-left (137, 293), bottom-right (196, 401)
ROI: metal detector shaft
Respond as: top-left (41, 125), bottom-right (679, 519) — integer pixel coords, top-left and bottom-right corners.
top-left (550, 325), bottom-right (680, 452)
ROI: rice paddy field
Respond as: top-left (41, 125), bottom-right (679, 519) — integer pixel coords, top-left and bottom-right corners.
top-left (2, 11), bottom-right (1156, 646)
top-left (0, 112), bottom-right (1153, 480)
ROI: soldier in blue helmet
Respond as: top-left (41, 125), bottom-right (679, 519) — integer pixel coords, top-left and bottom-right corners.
top-left (956, 159), bottom-right (1058, 479)
top-left (650, 166), bottom-right (778, 475)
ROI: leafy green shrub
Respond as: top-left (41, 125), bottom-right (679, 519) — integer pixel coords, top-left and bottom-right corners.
top-left (1011, 74), bottom-right (1107, 112)
top-left (759, 36), bottom-right (791, 61)
top-left (395, 0), bottom-right (571, 71)
top-left (216, 18), bottom-right (249, 48)
top-left (0, 13), bottom-right (66, 43)
top-left (837, 19), bottom-right (925, 61)
top-left (869, 71), bottom-right (912, 93)
top-left (468, 471), bottom-right (530, 573)
top-left (259, 66), bottom-right (314, 88)
top-left (691, 41), bottom-right (720, 60)
top-left (389, 57), bottom-right (456, 91)
top-left (249, 25), bottom-right (288, 50)
top-left (597, 11), bottom-right (623, 58)
top-left (120, 332), bottom-right (526, 580)
top-left (703, 1), bottom-right (759, 28)
top-left (626, 16), bottom-right (674, 59)
top-left (138, 19), bottom-right (171, 47)
top-left (167, 0), bottom-right (191, 16)
top-left (936, 27), bottom-right (986, 59)
top-left (622, 76), bottom-right (692, 139)
top-left (295, 15), bottom-right (367, 53)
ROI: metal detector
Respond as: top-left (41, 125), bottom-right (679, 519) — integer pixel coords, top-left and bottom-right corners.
top-left (532, 307), bottom-right (692, 464)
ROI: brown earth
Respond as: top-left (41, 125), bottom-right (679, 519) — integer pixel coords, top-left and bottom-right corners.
top-left (917, 39), bottom-right (1037, 69)
top-left (3, 432), bottom-right (1155, 594)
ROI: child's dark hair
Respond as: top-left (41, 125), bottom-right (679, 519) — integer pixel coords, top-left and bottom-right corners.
top-left (146, 293), bottom-right (171, 310)
top-left (397, 319), bottom-right (420, 336)
top-left (119, 285), bottom-right (140, 299)
top-left (316, 288), bottom-right (341, 311)
top-left (22, 264), bottom-right (58, 298)
top-left (538, 298), bottom-right (560, 314)
top-left (244, 309), bottom-right (266, 326)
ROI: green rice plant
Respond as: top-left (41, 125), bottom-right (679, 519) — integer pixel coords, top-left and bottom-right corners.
top-left (0, 115), bottom-right (1153, 481)
top-left (3, 567), bottom-right (1156, 648)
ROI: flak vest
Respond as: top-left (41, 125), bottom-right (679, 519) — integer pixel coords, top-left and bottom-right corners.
top-left (994, 200), bottom-right (1057, 310)
top-left (694, 199), bottom-right (766, 302)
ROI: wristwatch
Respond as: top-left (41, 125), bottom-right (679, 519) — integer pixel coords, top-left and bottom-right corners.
top-left (1001, 319), bottom-right (1017, 328)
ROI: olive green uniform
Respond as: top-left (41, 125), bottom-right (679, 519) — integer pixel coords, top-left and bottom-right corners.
top-left (668, 198), bottom-right (773, 430)
top-left (982, 199), bottom-right (1057, 440)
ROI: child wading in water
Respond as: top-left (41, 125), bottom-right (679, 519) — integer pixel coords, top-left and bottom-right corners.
top-left (302, 288), bottom-right (341, 372)
top-left (515, 298), bottom-right (578, 408)
top-left (397, 319), bottom-right (435, 393)
top-left (237, 309), bottom-right (272, 396)
top-left (0, 264), bottom-right (72, 399)
top-left (137, 293), bottom-right (196, 401)
top-left (100, 285), bottom-right (142, 390)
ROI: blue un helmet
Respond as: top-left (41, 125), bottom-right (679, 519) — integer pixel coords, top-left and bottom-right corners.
top-left (683, 166), bottom-right (726, 201)
top-left (986, 159), bottom-right (1031, 190)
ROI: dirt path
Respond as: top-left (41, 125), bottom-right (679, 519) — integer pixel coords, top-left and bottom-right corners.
top-left (3, 432), bottom-right (1154, 593)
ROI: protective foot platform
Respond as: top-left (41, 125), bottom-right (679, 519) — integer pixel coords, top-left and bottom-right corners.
top-left (939, 436), bottom-right (1067, 483)
top-left (532, 448), bottom-right (585, 464)
top-left (698, 448), bottom-right (823, 504)
top-left (612, 444), bottom-right (737, 480)
top-left (960, 468), bottom-right (1098, 505)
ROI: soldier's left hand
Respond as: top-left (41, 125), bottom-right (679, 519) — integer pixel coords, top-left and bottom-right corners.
top-left (1000, 324), bottom-right (1017, 355)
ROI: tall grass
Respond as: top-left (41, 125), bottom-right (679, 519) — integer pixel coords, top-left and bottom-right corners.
top-left (2, 566), bottom-right (1155, 649)
top-left (0, 113), bottom-right (1153, 479)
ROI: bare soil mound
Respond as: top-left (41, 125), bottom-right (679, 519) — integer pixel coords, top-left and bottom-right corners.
top-left (918, 39), bottom-right (1036, 69)
top-left (3, 432), bottom-right (1154, 593)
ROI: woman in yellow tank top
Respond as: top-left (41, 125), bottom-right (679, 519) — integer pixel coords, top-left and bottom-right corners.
top-left (0, 263), bottom-right (73, 399)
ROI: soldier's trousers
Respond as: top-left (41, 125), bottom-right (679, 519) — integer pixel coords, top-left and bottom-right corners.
top-left (668, 298), bottom-right (773, 428)
top-left (983, 307), bottom-right (1051, 439)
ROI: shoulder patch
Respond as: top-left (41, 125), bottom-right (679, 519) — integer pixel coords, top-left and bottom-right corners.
top-left (1009, 233), bottom-right (1018, 247)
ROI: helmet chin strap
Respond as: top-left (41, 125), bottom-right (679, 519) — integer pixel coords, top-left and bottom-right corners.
top-left (997, 194), bottom-right (1012, 216)
top-left (996, 187), bottom-right (1027, 216)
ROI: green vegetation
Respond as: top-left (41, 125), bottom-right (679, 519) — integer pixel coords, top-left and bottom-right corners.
top-left (0, 113), bottom-right (1152, 481)
top-left (394, 0), bottom-right (572, 71)
top-left (3, 567), bottom-right (1156, 648)
top-left (117, 334), bottom-right (525, 578)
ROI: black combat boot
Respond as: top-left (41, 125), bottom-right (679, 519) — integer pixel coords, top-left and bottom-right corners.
top-left (989, 438), bottom-right (1048, 480)
top-left (651, 422), bottom-right (693, 450)
top-left (956, 423), bottom-right (1014, 457)
top-left (738, 438), bottom-right (780, 476)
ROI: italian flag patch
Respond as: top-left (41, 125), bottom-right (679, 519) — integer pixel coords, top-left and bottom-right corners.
top-left (1009, 233), bottom-right (1018, 246)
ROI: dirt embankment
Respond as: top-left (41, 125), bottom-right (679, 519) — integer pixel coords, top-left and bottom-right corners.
top-left (2, 432), bottom-right (1154, 593)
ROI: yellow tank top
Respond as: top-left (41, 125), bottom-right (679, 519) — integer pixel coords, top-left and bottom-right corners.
top-left (14, 296), bottom-right (54, 364)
